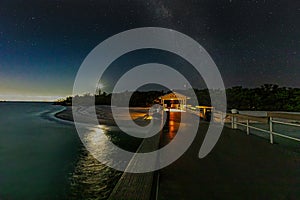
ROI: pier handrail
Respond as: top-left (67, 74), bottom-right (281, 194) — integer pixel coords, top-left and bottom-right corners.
top-left (267, 112), bottom-right (300, 121)
top-left (225, 112), bottom-right (300, 144)
top-left (227, 113), bottom-right (269, 123)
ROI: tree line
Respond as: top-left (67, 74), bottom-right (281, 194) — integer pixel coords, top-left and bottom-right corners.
top-left (55, 84), bottom-right (300, 112)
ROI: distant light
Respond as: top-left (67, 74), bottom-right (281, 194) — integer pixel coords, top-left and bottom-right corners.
top-left (97, 83), bottom-right (104, 89)
top-left (0, 95), bottom-right (64, 102)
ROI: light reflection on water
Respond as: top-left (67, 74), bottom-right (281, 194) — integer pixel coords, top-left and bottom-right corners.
top-left (162, 112), bottom-right (181, 144)
top-left (0, 103), bottom-right (144, 200)
top-left (69, 125), bottom-right (122, 200)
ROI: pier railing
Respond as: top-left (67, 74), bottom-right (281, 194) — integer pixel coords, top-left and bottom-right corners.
top-left (267, 112), bottom-right (300, 143)
top-left (213, 111), bottom-right (300, 144)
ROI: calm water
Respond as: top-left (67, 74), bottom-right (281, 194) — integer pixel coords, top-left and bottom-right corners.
top-left (0, 102), bottom-right (121, 200)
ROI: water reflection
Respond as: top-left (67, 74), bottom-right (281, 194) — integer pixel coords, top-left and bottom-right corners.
top-left (69, 125), bottom-right (121, 200)
top-left (162, 112), bottom-right (181, 144)
top-left (69, 111), bottom-right (185, 199)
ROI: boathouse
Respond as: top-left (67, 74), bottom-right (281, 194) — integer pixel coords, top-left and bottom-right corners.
top-left (159, 92), bottom-right (189, 111)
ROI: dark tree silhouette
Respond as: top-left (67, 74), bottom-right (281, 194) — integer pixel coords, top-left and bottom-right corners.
top-left (55, 84), bottom-right (300, 112)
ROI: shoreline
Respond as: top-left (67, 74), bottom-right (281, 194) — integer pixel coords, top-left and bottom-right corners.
top-left (54, 105), bottom-right (151, 127)
top-left (58, 106), bottom-right (188, 125)
top-left (54, 106), bottom-right (74, 122)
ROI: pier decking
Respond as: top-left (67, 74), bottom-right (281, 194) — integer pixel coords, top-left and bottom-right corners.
top-left (109, 112), bottom-right (300, 199)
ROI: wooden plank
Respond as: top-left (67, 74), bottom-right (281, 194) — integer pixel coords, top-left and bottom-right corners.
top-left (108, 124), bottom-right (161, 200)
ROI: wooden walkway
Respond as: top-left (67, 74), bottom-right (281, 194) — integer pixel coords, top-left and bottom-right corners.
top-left (158, 112), bottom-right (300, 199)
top-left (108, 111), bottom-right (300, 199)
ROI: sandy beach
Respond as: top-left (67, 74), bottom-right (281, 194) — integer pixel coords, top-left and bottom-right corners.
top-left (55, 105), bottom-right (150, 126)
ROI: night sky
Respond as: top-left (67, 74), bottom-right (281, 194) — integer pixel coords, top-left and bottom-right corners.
top-left (0, 0), bottom-right (299, 101)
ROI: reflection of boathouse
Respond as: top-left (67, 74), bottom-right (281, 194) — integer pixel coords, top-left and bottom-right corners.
top-left (159, 92), bottom-right (189, 111)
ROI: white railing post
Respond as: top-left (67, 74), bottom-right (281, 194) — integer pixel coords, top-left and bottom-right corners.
top-left (246, 119), bottom-right (250, 135)
top-left (221, 112), bottom-right (224, 125)
top-left (231, 115), bottom-right (238, 129)
top-left (212, 110), bottom-right (215, 123)
top-left (269, 117), bottom-right (274, 144)
top-left (233, 115), bottom-right (238, 129)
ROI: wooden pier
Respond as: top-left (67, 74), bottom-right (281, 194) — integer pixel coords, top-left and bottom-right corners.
top-left (109, 111), bottom-right (300, 199)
